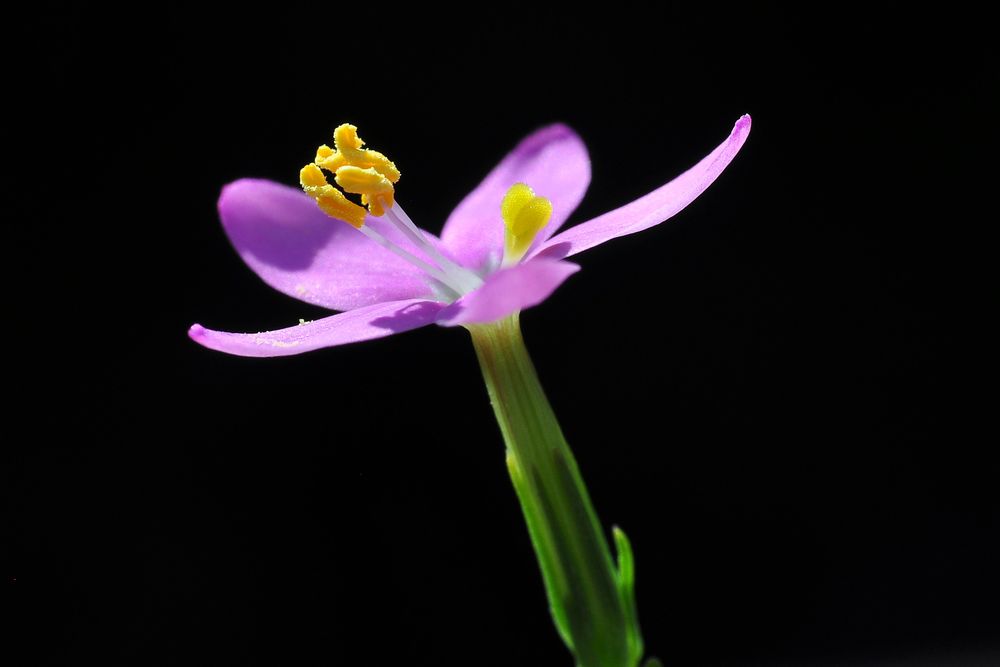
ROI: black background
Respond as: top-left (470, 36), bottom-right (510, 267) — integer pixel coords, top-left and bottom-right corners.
top-left (5, 5), bottom-right (997, 666)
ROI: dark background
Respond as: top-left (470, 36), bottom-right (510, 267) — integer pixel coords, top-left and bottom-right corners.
top-left (5, 5), bottom-right (997, 666)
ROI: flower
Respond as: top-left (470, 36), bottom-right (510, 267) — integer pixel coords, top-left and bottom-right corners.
top-left (189, 116), bottom-right (751, 356)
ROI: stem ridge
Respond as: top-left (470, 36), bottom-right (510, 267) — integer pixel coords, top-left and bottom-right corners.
top-left (469, 314), bottom-right (644, 667)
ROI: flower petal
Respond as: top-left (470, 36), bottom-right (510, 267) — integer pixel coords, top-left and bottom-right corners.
top-left (440, 124), bottom-right (590, 272)
top-left (219, 179), bottom-right (447, 311)
top-left (530, 115), bottom-right (751, 260)
top-left (436, 258), bottom-right (580, 326)
top-left (189, 298), bottom-right (443, 357)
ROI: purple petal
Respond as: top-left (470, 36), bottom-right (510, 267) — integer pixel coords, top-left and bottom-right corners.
top-left (440, 124), bottom-right (590, 273)
top-left (530, 115), bottom-right (751, 260)
top-left (219, 179), bottom-right (448, 311)
top-left (436, 258), bottom-right (580, 326)
top-left (189, 298), bottom-right (443, 357)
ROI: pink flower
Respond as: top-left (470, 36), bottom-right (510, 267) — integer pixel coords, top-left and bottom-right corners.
top-left (189, 116), bottom-right (751, 356)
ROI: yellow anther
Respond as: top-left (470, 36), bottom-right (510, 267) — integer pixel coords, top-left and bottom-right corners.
top-left (299, 163), bottom-right (367, 228)
top-left (300, 163), bottom-right (330, 190)
top-left (315, 144), bottom-right (335, 162)
top-left (305, 123), bottom-right (401, 225)
top-left (314, 124), bottom-right (401, 183)
top-left (334, 166), bottom-right (396, 217)
top-left (501, 183), bottom-right (553, 263)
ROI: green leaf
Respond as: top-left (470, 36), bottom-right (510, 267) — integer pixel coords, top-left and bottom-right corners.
top-left (614, 526), bottom-right (643, 662)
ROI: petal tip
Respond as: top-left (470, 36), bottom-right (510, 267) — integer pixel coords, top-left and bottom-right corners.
top-left (538, 121), bottom-right (577, 136)
top-left (219, 177), bottom-right (259, 202)
top-left (188, 323), bottom-right (207, 342)
top-left (520, 122), bottom-right (585, 153)
top-left (217, 178), bottom-right (286, 219)
top-left (218, 179), bottom-right (248, 218)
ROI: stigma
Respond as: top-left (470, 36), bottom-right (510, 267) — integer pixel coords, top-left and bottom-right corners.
top-left (501, 183), bottom-right (552, 266)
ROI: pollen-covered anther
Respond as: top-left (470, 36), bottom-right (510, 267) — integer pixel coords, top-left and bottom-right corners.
top-left (315, 124), bottom-right (401, 183)
top-left (299, 163), bottom-right (367, 228)
top-left (501, 183), bottom-right (553, 265)
top-left (299, 123), bottom-right (483, 295)
top-left (335, 166), bottom-right (396, 217)
top-left (307, 124), bottom-right (400, 223)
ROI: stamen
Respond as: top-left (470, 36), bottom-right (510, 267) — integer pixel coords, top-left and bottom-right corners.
top-left (316, 125), bottom-right (401, 183)
top-left (306, 124), bottom-right (401, 221)
top-left (335, 166), bottom-right (395, 216)
top-left (301, 123), bottom-right (482, 297)
top-left (300, 164), bottom-right (367, 228)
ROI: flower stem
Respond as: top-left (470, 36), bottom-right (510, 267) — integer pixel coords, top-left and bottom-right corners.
top-left (468, 314), bottom-right (643, 667)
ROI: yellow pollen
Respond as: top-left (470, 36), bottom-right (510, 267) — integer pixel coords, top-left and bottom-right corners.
top-left (316, 125), bottom-right (402, 182)
top-left (302, 123), bottom-right (400, 226)
top-left (299, 164), bottom-right (367, 228)
top-left (335, 166), bottom-right (395, 217)
top-left (501, 183), bottom-right (553, 263)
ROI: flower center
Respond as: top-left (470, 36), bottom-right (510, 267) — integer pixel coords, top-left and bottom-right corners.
top-left (501, 183), bottom-right (553, 266)
top-left (300, 123), bottom-right (482, 299)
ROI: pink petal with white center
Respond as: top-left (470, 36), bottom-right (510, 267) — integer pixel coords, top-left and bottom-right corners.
top-left (436, 258), bottom-right (580, 326)
top-left (530, 115), bottom-right (751, 260)
top-left (440, 124), bottom-right (590, 273)
top-left (189, 298), bottom-right (444, 357)
top-left (219, 179), bottom-right (451, 311)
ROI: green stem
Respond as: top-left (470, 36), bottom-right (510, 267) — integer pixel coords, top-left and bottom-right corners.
top-left (468, 313), bottom-right (643, 667)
